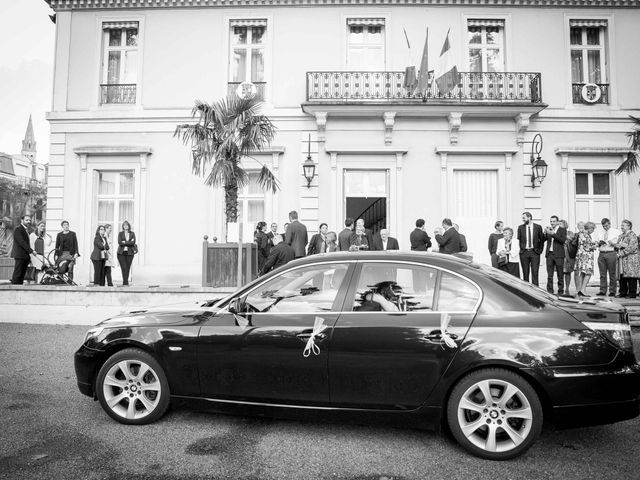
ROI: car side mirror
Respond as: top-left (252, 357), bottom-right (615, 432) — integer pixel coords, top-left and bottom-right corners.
top-left (228, 297), bottom-right (244, 315)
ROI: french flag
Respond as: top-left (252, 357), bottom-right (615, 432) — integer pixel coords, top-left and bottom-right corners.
top-left (435, 29), bottom-right (460, 94)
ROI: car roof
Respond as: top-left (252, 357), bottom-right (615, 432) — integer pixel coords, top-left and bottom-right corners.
top-left (283, 251), bottom-right (474, 268)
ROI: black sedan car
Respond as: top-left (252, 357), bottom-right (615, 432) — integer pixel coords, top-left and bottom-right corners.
top-left (75, 252), bottom-right (640, 460)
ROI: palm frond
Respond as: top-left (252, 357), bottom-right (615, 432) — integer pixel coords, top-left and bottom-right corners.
top-left (616, 115), bottom-right (640, 183)
top-left (257, 165), bottom-right (280, 194)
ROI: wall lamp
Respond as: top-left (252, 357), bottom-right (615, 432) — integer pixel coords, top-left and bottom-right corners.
top-left (525, 133), bottom-right (547, 188)
top-left (303, 133), bottom-right (316, 188)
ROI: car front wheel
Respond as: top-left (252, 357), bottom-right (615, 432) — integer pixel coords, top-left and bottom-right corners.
top-left (446, 368), bottom-right (543, 460)
top-left (96, 348), bottom-right (170, 425)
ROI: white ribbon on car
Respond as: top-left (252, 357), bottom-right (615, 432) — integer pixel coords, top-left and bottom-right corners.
top-left (303, 316), bottom-right (328, 357)
top-left (440, 313), bottom-right (458, 349)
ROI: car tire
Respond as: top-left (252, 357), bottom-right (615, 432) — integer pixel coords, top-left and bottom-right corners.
top-left (446, 368), bottom-right (543, 460)
top-left (96, 348), bottom-right (170, 425)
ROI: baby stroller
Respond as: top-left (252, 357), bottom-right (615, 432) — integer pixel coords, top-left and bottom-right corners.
top-left (34, 251), bottom-right (77, 286)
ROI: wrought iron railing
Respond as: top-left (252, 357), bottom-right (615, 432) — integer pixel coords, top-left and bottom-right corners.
top-left (227, 82), bottom-right (266, 100)
top-left (306, 71), bottom-right (542, 103)
top-left (356, 197), bottom-right (387, 235)
top-left (100, 84), bottom-right (137, 104)
top-left (572, 83), bottom-right (609, 104)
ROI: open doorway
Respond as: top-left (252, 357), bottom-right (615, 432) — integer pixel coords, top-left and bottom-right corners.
top-left (344, 169), bottom-right (388, 234)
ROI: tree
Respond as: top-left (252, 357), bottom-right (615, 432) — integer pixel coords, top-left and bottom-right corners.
top-left (615, 115), bottom-right (640, 184)
top-left (174, 95), bottom-right (278, 229)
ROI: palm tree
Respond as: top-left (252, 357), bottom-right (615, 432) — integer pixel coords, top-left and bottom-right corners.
top-left (174, 95), bottom-right (278, 228)
top-left (615, 115), bottom-right (640, 184)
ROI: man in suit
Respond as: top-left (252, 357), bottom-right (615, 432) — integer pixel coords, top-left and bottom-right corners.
top-left (410, 219), bottom-right (432, 251)
top-left (307, 223), bottom-right (329, 255)
top-left (596, 217), bottom-right (620, 296)
top-left (517, 211), bottom-right (545, 286)
top-left (435, 218), bottom-right (462, 254)
top-left (338, 218), bottom-right (354, 251)
top-left (453, 223), bottom-right (468, 252)
top-left (544, 215), bottom-right (567, 294)
top-left (372, 228), bottom-right (399, 251)
top-left (261, 234), bottom-right (295, 275)
top-left (356, 218), bottom-right (374, 247)
top-left (10, 214), bottom-right (34, 285)
top-left (285, 210), bottom-right (308, 258)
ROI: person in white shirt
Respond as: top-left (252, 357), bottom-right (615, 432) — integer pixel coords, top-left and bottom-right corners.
top-left (496, 227), bottom-right (520, 278)
top-left (596, 217), bottom-right (621, 296)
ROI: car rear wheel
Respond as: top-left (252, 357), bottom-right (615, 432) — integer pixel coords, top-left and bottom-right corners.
top-left (446, 368), bottom-right (543, 460)
top-left (96, 348), bottom-right (170, 425)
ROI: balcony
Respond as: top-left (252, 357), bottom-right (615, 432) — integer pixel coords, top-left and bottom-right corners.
top-left (227, 82), bottom-right (266, 101)
top-left (100, 84), bottom-right (137, 105)
top-left (306, 71), bottom-right (541, 104)
top-left (572, 83), bottom-right (609, 105)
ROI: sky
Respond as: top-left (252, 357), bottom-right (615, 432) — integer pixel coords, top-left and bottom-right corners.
top-left (0, 0), bottom-right (55, 164)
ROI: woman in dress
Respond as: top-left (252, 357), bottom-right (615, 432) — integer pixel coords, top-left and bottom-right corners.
top-left (495, 227), bottom-right (520, 277)
top-left (28, 221), bottom-right (53, 283)
top-left (90, 225), bottom-right (108, 286)
top-left (562, 220), bottom-right (579, 296)
top-left (615, 219), bottom-right (640, 299)
top-left (488, 220), bottom-right (504, 268)
top-left (349, 224), bottom-right (369, 251)
top-left (574, 221), bottom-right (597, 297)
top-left (117, 220), bottom-right (137, 286)
top-left (254, 221), bottom-right (269, 273)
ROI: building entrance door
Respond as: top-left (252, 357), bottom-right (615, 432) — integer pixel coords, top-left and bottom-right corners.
top-left (450, 169), bottom-right (499, 265)
top-left (344, 170), bottom-right (388, 235)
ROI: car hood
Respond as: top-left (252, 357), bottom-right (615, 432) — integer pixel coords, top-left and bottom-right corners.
top-left (99, 305), bottom-right (221, 328)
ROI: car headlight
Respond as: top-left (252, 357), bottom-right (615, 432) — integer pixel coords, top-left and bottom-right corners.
top-left (84, 327), bottom-right (105, 343)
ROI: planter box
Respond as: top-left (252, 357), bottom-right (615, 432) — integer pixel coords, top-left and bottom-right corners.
top-left (202, 241), bottom-right (257, 288)
top-left (0, 257), bottom-right (13, 281)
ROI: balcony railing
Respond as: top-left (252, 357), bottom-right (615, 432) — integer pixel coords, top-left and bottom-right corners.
top-left (100, 84), bottom-right (137, 104)
top-left (227, 82), bottom-right (266, 101)
top-left (572, 83), bottom-right (609, 105)
top-left (307, 71), bottom-right (542, 103)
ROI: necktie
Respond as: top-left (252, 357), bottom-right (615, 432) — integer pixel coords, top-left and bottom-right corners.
top-left (527, 225), bottom-right (532, 249)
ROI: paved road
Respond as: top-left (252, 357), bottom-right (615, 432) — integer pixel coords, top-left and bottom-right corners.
top-left (1, 322), bottom-right (639, 480)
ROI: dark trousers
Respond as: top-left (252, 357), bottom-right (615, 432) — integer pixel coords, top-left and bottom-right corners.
top-left (92, 259), bottom-right (105, 286)
top-left (11, 257), bottom-right (31, 285)
top-left (546, 255), bottom-right (564, 293)
top-left (619, 275), bottom-right (638, 298)
top-left (118, 254), bottom-right (134, 285)
top-left (598, 251), bottom-right (618, 294)
top-left (104, 266), bottom-right (113, 286)
top-left (520, 250), bottom-right (540, 286)
top-left (499, 262), bottom-right (520, 278)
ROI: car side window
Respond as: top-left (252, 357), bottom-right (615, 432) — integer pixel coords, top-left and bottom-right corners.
top-left (352, 263), bottom-right (437, 312)
top-left (244, 263), bottom-right (349, 313)
top-left (437, 272), bottom-right (479, 311)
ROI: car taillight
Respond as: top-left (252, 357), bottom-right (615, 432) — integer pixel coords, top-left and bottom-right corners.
top-left (583, 312), bottom-right (633, 353)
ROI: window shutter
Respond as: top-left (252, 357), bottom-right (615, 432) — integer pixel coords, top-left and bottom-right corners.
top-left (347, 18), bottom-right (385, 27)
top-left (569, 20), bottom-right (608, 28)
top-left (102, 21), bottom-right (139, 29)
top-left (467, 19), bottom-right (505, 28)
top-left (230, 19), bottom-right (267, 27)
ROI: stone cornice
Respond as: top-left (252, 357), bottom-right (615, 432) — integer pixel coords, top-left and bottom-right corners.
top-left (44, 0), bottom-right (640, 11)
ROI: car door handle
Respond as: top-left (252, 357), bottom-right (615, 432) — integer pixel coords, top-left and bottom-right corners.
top-left (296, 332), bottom-right (327, 340)
top-left (425, 330), bottom-right (458, 340)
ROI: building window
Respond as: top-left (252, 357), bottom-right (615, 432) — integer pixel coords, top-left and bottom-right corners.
top-left (570, 20), bottom-right (608, 104)
top-left (575, 171), bottom-right (612, 225)
top-left (237, 171), bottom-right (265, 226)
top-left (347, 18), bottom-right (385, 70)
top-left (228, 19), bottom-right (266, 100)
top-left (101, 21), bottom-right (139, 104)
top-left (467, 20), bottom-right (504, 73)
top-left (96, 171), bottom-right (135, 234)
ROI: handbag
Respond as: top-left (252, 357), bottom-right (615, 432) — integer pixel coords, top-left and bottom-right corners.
top-left (100, 250), bottom-right (108, 260)
top-left (497, 254), bottom-right (508, 266)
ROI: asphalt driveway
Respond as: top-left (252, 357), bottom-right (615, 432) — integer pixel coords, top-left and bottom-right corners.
top-left (1, 322), bottom-right (639, 480)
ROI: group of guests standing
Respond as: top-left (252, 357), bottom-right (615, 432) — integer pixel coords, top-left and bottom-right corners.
top-left (8, 215), bottom-right (137, 287)
top-left (254, 211), bottom-right (402, 275)
top-left (254, 212), bottom-right (470, 276)
top-left (488, 213), bottom-right (639, 298)
top-left (90, 221), bottom-right (137, 286)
